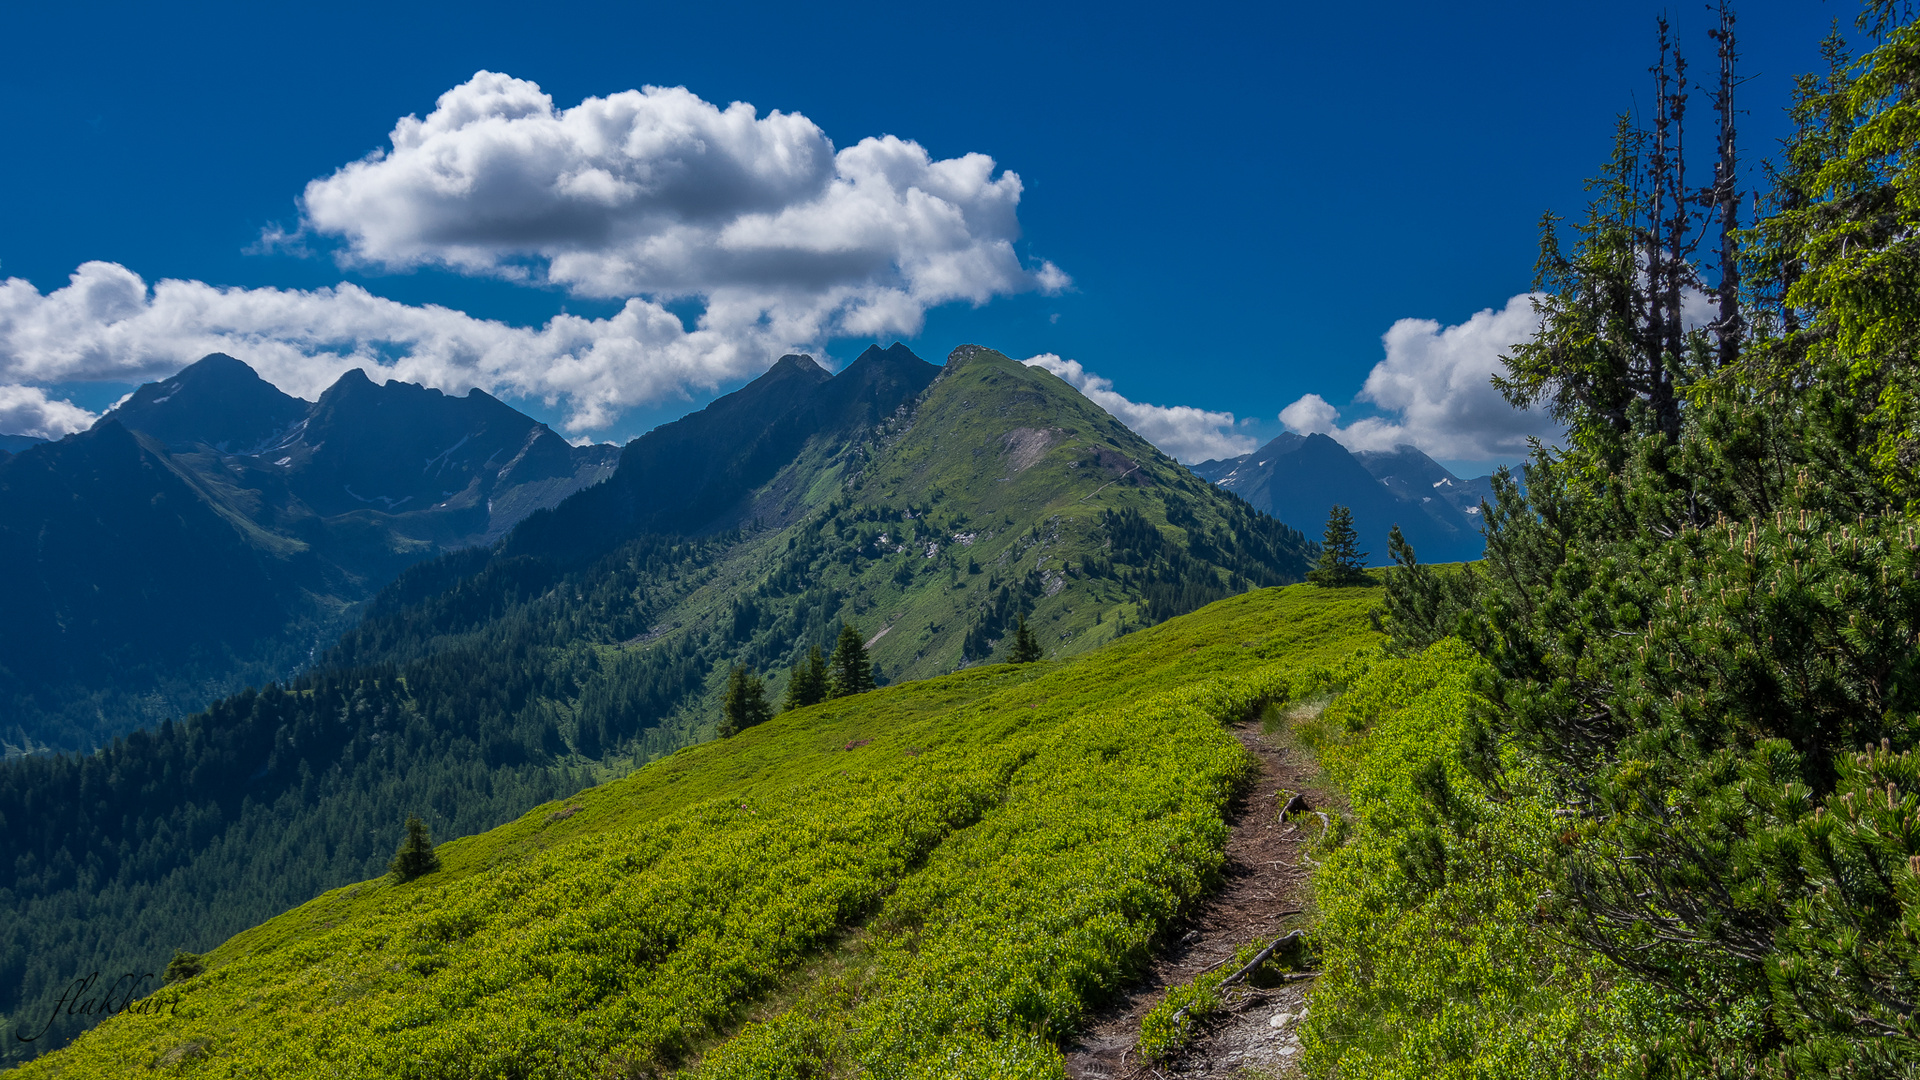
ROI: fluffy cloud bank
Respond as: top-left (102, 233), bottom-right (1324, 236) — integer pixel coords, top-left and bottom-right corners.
top-left (298, 71), bottom-right (1065, 339)
top-left (1021, 354), bottom-right (1255, 464)
top-left (0, 261), bottom-right (783, 433)
top-left (1279, 293), bottom-right (1562, 462)
top-left (0, 73), bottom-right (1065, 437)
top-left (0, 385), bottom-right (97, 440)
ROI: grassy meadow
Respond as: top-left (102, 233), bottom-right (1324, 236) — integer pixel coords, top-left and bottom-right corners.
top-left (21, 584), bottom-right (1378, 1078)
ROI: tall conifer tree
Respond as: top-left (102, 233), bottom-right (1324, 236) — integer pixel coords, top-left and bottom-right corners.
top-left (783, 645), bottom-right (828, 711)
top-left (1008, 615), bottom-right (1043, 663)
top-left (720, 665), bottom-right (771, 737)
top-left (828, 623), bottom-right (875, 698)
top-left (1307, 506), bottom-right (1369, 587)
top-left (388, 815), bottom-right (440, 881)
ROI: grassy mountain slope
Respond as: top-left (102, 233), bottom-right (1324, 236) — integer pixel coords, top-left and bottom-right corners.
top-left (329, 342), bottom-right (1312, 756)
top-left (18, 583), bottom-right (1379, 1079)
top-left (0, 343), bottom-right (1311, 1061)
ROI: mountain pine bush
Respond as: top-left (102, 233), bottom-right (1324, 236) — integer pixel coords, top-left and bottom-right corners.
top-left (1371, 5), bottom-right (1920, 1073)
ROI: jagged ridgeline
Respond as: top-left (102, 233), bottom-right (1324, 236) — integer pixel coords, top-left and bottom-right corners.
top-left (330, 342), bottom-right (1311, 722)
top-left (0, 354), bottom-right (621, 754)
top-left (0, 343), bottom-right (1309, 1060)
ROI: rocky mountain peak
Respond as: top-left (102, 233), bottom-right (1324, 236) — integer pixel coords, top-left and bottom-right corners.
top-left (100, 351), bottom-right (308, 454)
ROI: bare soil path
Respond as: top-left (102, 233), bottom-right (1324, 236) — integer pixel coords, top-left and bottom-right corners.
top-left (1061, 717), bottom-right (1330, 1079)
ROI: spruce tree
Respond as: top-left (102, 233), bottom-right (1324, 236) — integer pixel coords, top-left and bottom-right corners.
top-left (388, 815), bottom-right (441, 882)
top-left (1008, 615), bottom-right (1043, 663)
top-left (828, 623), bottom-right (875, 698)
top-left (1307, 505), bottom-right (1369, 586)
top-left (784, 645), bottom-right (828, 710)
top-left (719, 664), bottom-right (771, 737)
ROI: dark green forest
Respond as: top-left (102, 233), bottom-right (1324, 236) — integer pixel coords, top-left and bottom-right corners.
top-left (1373, 2), bottom-right (1920, 1074)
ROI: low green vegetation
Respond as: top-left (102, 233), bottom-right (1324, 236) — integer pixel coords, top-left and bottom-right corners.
top-left (19, 584), bottom-right (1379, 1078)
top-left (1294, 641), bottom-right (1651, 1078)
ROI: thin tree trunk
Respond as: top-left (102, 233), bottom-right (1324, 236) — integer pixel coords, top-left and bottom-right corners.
top-left (1711, 0), bottom-right (1743, 369)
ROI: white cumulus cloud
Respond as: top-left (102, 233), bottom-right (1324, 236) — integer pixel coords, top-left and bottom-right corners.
top-left (1277, 393), bottom-right (1339, 436)
top-left (0, 74), bottom-right (1066, 437)
top-left (0, 261), bottom-right (792, 433)
top-left (1020, 354), bottom-right (1256, 464)
top-left (1278, 293), bottom-right (1562, 462)
top-left (298, 71), bottom-right (1065, 340)
top-left (0, 385), bottom-right (97, 440)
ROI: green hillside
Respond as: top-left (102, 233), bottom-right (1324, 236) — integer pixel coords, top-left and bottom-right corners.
top-left (20, 3), bottom-right (1920, 1075)
top-left (333, 343), bottom-right (1310, 741)
top-left (17, 584), bottom-right (1378, 1079)
top-left (0, 343), bottom-right (1311, 1062)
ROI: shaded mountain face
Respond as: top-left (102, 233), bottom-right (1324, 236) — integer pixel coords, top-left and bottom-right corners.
top-left (1191, 433), bottom-right (1488, 564)
top-left (275, 370), bottom-right (598, 524)
top-left (104, 352), bottom-right (308, 455)
top-left (0, 355), bottom-right (619, 752)
top-left (0, 434), bottom-right (47, 455)
top-left (1352, 445), bottom-right (1497, 521)
top-left (0, 423), bottom-right (292, 751)
top-left (97, 354), bottom-right (621, 547)
top-left (503, 342), bottom-right (947, 568)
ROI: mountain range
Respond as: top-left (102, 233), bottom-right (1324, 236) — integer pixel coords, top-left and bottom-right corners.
top-left (1190, 432), bottom-right (1494, 564)
top-left (0, 350), bottom-right (1492, 757)
top-left (0, 354), bottom-right (617, 753)
top-left (0, 341), bottom-right (1314, 1059)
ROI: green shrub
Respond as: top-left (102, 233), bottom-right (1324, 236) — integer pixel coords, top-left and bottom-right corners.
top-left (162, 951), bottom-right (204, 984)
top-left (1298, 641), bottom-right (1661, 1079)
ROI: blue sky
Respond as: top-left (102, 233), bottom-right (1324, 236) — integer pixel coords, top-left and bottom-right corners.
top-left (0, 1), bottom-right (1856, 472)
